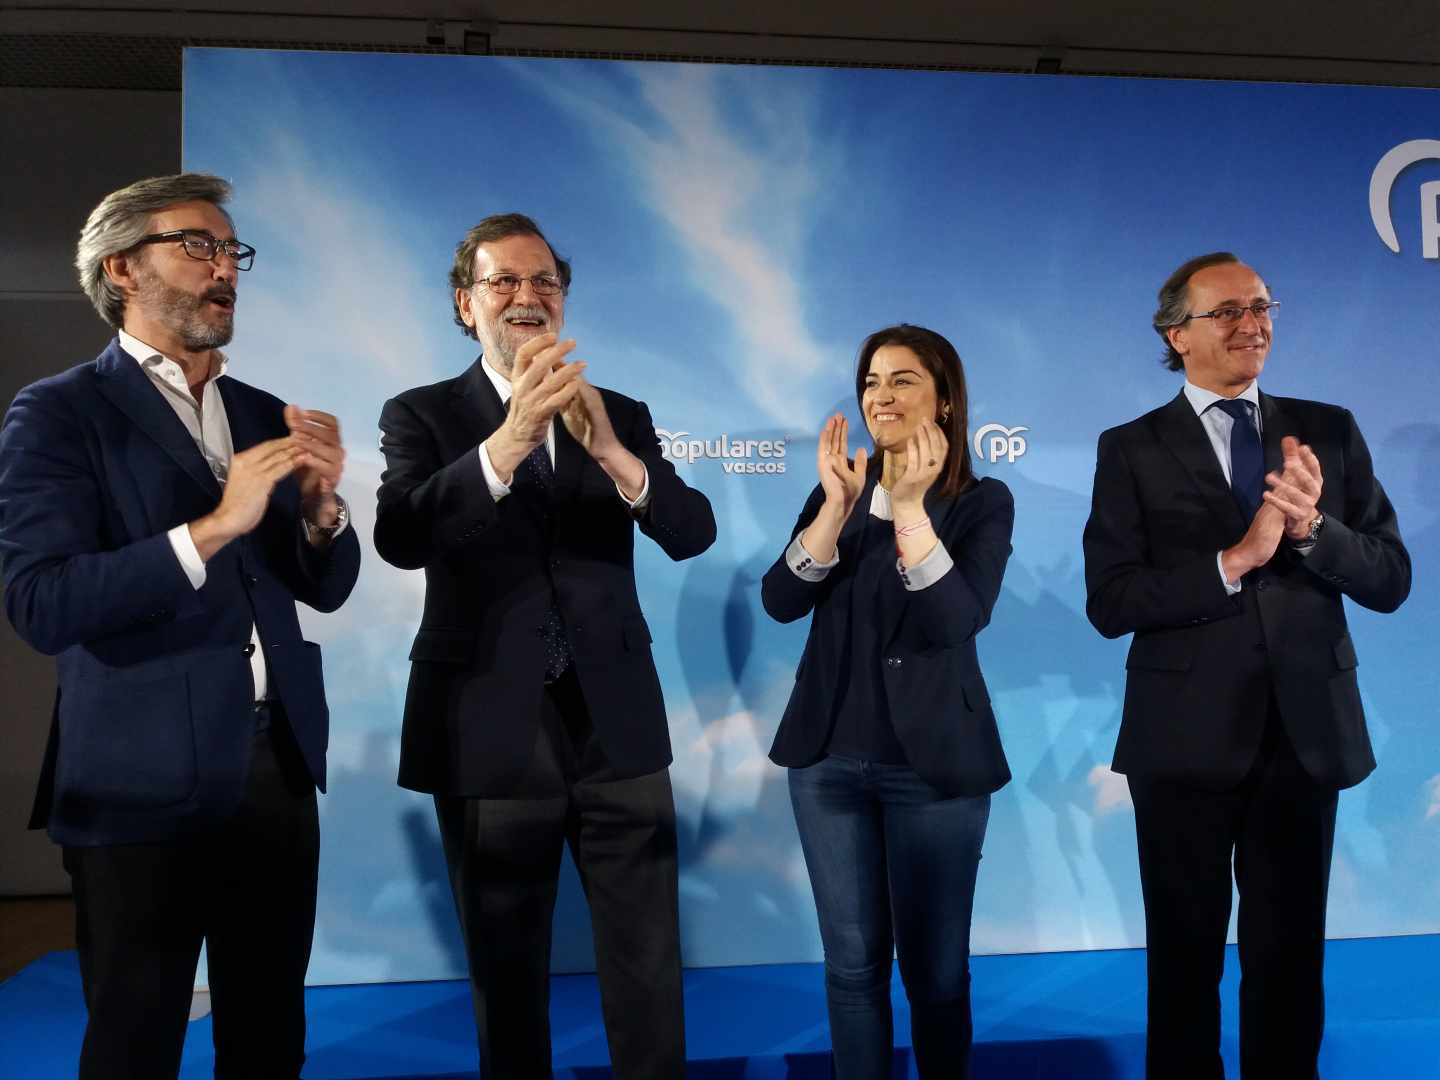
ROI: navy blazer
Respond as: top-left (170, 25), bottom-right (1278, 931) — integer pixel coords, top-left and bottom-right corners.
top-left (1083, 390), bottom-right (1410, 790)
top-left (762, 475), bottom-right (1015, 798)
top-left (374, 358), bottom-right (716, 795)
top-left (0, 340), bottom-right (360, 845)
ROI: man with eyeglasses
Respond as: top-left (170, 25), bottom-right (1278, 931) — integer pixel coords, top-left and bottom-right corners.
top-left (1082, 252), bottom-right (1410, 1078)
top-left (0, 173), bottom-right (360, 1079)
top-left (375, 213), bottom-right (715, 1077)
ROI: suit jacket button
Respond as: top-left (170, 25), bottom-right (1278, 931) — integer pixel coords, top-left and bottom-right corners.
top-left (246, 574), bottom-right (259, 587)
top-left (886, 656), bottom-right (901, 667)
top-left (1256, 579), bottom-right (1269, 591)
top-left (242, 643), bottom-right (256, 657)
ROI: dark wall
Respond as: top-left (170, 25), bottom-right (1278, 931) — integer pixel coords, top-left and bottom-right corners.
top-left (0, 87), bottom-right (180, 893)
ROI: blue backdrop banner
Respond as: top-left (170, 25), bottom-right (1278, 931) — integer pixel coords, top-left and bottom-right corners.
top-left (182, 49), bottom-right (1439, 984)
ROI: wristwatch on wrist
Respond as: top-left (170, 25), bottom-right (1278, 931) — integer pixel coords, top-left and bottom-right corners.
top-left (1296, 512), bottom-right (1325, 544)
top-left (304, 493), bottom-right (348, 542)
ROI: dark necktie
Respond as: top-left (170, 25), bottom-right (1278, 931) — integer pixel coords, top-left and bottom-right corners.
top-left (515, 441), bottom-right (572, 682)
top-left (1213, 398), bottom-right (1262, 521)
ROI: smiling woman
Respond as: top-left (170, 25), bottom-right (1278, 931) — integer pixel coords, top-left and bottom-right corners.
top-left (761, 323), bottom-right (1015, 1079)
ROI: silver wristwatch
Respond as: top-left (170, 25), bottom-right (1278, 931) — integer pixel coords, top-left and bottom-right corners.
top-left (304, 494), bottom-right (349, 542)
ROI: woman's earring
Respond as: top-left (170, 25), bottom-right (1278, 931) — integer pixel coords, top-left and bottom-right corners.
top-left (939, 405), bottom-right (952, 422)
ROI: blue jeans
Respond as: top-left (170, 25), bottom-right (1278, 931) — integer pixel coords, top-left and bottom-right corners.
top-left (789, 756), bottom-right (990, 1080)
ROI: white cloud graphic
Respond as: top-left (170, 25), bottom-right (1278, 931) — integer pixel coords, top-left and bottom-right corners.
top-left (1088, 764), bottom-right (1133, 815)
top-left (522, 63), bottom-right (834, 428)
top-left (1426, 775), bottom-right (1440, 820)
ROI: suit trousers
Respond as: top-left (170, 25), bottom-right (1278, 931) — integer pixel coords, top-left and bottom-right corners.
top-left (62, 707), bottom-right (320, 1080)
top-left (433, 670), bottom-right (686, 1079)
top-left (1128, 705), bottom-right (1338, 1080)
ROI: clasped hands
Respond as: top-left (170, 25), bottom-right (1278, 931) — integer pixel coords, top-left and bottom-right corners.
top-left (801, 414), bottom-right (947, 565)
top-left (1223, 436), bottom-right (1324, 582)
top-left (485, 333), bottom-right (644, 499)
top-left (190, 406), bottom-right (347, 561)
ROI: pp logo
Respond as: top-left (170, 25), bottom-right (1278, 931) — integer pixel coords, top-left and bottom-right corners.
top-left (1369, 140), bottom-right (1440, 258)
top-left (972, 423), bottom-right (1028, 464)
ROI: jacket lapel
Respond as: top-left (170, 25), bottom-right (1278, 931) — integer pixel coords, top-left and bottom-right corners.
top-left (551, 412), bottom-right (586, 507)
top-left (455, 356), bottom-right (551, 528)
top-left (1259, 390), bottom-right (1293, 481)
top-left (841, 474), bottom-right (878, 552)
top-left (1152, 390), bottom-right (1247, 537)
top-left (453, 357), bottom-right (507, 442)
top-left (93, 340), bottom-right (221, 498)
top-left (215, 375), bottom-right (269, 454)
top-left (853, 474), bottom-right (911, 651)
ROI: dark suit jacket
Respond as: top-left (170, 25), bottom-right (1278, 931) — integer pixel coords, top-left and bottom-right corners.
top-left (374, 357), bottom-right (716, 795)
top-left (1082, 390), bottom-right (1410, 791)
top-left (762, 475), bottom-right (1015, 798)
top-left (0, 339), bottom-right (360, 846)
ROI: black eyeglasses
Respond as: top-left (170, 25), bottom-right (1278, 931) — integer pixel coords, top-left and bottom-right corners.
top-left (1183, 300), bottom-right (1279, 327)
top-left (474, 273), bottom-right (565, 296)
top-left (134, 230), bottom-right (256, 271)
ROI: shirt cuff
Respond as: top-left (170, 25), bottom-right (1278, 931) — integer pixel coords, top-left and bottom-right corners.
top-left (618, 465), bottom-right (651, 510)
top-left (896, 542), bottom-right (954, 591)
top-left (787, 535), bottom-right (838, 581)
top-left (477, 441), bottom-right (512, 501)
top-left (1217, 550), bottom-right (1242, 595)
top-left (1290, 540), bottom-right (1316, 557)
top-left (168, 523), bottom-right (207, 590)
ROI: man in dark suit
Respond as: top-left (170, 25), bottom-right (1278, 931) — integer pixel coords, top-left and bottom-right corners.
top-left (375, 213), bottom-right (715, 1078)
top-left (0, 173), bottom-right (360, 1080)
top-left (1082, 252), bottom-right (1410, 1078)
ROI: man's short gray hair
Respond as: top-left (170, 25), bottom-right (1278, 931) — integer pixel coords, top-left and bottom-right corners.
top-left (75, 173), bottom-right (234, 328)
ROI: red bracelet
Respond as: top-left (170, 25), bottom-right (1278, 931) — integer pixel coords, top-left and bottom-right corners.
top-left (894, 517), bottom-right (932, 539)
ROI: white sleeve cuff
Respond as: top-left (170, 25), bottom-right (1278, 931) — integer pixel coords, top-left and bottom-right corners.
top-left (1218, 550), bottom-right (1242, 595)
top-left (619, 464), bottom-right (651, 510)
top-left (786, 535), bottom-right (838, 581)
top-left (477, 441), bottom-right (512, 501)
top-left (168, 523), bottom-right (207, 589)
top-left (896, 542), bottom-right (954, 591)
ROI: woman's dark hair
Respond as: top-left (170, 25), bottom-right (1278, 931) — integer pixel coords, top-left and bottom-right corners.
top-left (853, 323), bottom-right (974, 498)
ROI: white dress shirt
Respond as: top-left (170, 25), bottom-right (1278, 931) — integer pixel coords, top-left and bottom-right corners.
top-left (474, 356), bottom-right (650, 509)
top-left (1182, 379), bottom-right (1263, 489)
top-left (120, 330), bottom-right (269, 700)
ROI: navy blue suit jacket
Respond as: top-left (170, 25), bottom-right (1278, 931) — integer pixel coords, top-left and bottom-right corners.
top-left (0, 339), bottom-right (360, 845)
top-left (1083, 391), bottom-right (1410, 791)
top-left (762, 475), bottom-right (1015, 798)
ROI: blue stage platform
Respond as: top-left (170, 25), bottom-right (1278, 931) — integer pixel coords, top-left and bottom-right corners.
top-left (3, 936), bottom-right (1438, 1078)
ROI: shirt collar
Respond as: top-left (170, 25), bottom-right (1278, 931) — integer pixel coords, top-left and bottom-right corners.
top-left (1183, 379), bottom-right (1260, 418)
top-left (119, 328), bottom-right (227, 383)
